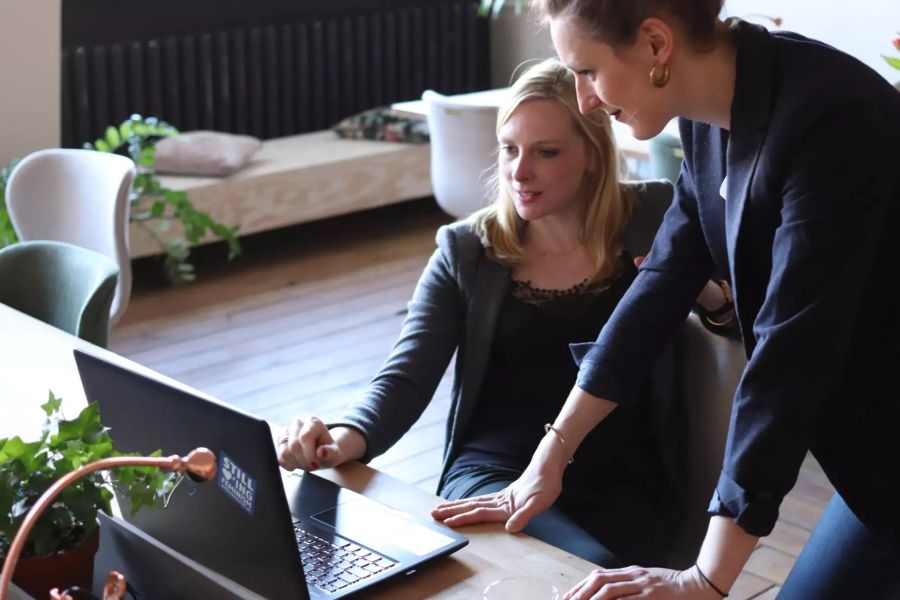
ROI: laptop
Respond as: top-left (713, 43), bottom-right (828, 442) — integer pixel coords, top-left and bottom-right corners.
top-left (74, 349), bottom-right (468, 599)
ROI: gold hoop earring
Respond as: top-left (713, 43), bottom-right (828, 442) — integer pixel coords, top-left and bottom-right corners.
top-left (649, 64), bottom-right (670, 88)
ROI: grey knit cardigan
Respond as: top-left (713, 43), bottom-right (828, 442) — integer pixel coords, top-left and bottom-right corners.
top-left (332, 180), bottom-right (682, 493)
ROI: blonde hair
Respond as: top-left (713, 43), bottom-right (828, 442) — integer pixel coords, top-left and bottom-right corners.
top-left (469, 58), bottom-right (632, 282)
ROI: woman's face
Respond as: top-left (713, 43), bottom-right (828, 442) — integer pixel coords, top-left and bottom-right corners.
top-left (550, 17), bottom-right (670, 140)
top-left (498, 98), bottom-right (592, 223)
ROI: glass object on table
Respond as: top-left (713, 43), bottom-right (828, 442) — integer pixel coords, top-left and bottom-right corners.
top-left (483, 576), bottom-right (560, 600)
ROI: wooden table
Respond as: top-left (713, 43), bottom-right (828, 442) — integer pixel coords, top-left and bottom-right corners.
top-left (0, 304), bottom-right (598, 598)
top-left (392, 87), bottom-right (681, 164)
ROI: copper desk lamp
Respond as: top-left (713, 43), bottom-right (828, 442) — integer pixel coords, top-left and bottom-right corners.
top-left (0, 448), bottom-right (217, 600)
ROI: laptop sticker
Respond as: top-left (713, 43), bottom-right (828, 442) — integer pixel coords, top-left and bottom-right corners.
top-left (218, 452), bottom-right (257, 515)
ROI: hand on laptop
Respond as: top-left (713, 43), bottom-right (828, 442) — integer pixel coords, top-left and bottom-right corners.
top-left (430, 461), bottom-right (561, 533)
top-left (277, 417), bottom-right (366, 471)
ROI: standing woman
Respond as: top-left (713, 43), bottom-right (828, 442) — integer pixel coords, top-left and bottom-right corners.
top-left (433, 1), bottom-right (900, 598)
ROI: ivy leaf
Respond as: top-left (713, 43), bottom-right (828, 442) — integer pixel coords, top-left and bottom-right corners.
top-left (41, 391), bottom-right (63, 416)
top-left (883, 55), bottom-right (900, 70)
top-left (105, 126), bottom-right (121, 150)
top-left (119, 121), bottom-right (134, 141)
top-left (150, 200), bottom-right (166, 218)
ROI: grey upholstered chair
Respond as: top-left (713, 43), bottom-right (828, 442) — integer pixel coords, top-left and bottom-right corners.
top-left (0, 240), bottom-right (119, 347)
top-left (667, 314), bottom-right (746, 568)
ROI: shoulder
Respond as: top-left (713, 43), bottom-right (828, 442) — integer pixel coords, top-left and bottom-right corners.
top-left (436, 220), bottom-right (483, 257)
top-left (758, 28), bottom-right (899, 133)
top-left (434, 220), bottom-right (487, 281)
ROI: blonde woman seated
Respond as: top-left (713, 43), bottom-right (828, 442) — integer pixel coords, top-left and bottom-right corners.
top-left (279, 59), bottom-right (722, 567)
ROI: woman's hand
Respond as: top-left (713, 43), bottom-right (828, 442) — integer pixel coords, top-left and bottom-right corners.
top-left (430, 430), bottom-right (571, 532)
top-left (277, 417), bottom-right (366, 471)
top-left (430, 465), bottom-right (562, 532)
top-left (562, 566), bottom-right (722, 600)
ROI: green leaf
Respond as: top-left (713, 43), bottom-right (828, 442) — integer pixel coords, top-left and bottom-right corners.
top-left (140, 147), bottom-right (156, 165)
top-left (105, 126), bottom-right (121, 149)
top-left (150, 200), bottom-right (166, 218)
top-left (94, 139), bottom-right (111, 153)
top-left (0, 395), bottom-right (178, 557)
top-left (41, 391), bottom-right (63, 416)
top-left (883, 55), bottom-right (900, 70)
top-left (119, 121), bottom-right (134, 141)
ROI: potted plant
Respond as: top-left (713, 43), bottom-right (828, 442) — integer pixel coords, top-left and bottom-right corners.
top-left (0, 393), bottom-right (177, 597)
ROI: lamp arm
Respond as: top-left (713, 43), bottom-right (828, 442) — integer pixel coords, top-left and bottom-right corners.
top-left (0, 448), bottom-right (216, 600)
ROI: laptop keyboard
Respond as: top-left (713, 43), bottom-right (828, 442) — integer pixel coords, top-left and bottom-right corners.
top-left (293, 523), bottom-right (398, 594)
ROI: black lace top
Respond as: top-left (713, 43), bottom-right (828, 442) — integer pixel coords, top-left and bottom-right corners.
top-left (450, 256), bottom-right (665, 496)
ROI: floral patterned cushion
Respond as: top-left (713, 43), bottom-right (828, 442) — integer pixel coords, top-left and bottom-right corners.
top-left (332, 107), bottom-right (429, 144)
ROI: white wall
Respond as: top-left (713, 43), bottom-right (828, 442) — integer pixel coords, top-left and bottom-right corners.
top-left (490, 6), bottom-right (554, 87)
top-left (725, 1), bottom-right (899, 84)
top-left (0, 0), bottom-right (61, 166)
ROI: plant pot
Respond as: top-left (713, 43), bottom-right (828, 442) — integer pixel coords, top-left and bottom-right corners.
top-left (9, 533), bottom-right (99, 599)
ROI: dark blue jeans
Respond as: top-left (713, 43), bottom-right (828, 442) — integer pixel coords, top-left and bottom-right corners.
top-left (439, 465), bottom-right (669, 568)
top-left (779, 493), bottom-right (900, 599)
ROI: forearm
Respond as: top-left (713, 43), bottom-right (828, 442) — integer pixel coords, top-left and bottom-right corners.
top-left (695, 516), bottom-right (759, 595)
top-left (537, 385), bottom-right (618, 475)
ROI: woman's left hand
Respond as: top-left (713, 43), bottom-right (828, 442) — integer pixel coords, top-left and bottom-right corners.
top-left (562, 565), bottom-right (720, 600)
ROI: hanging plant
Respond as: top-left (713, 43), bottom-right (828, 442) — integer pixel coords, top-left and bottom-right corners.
top-left (86, 115), bottom-right (241, 284)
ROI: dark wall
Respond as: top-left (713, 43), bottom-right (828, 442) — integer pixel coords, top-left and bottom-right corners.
top-left (61, 0), bottom-right (490, 147)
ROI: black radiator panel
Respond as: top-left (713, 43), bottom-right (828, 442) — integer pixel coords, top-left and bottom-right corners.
top-left (61, 0), bottom-right (490, 147)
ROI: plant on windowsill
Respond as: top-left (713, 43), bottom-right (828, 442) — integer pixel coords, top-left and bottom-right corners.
top-left (884, 33), bottom-right (900, 70)
top-left (0, 392), bottom-right (178, 597)
top-left (86, 115), bottom-right (242, 284)
top-left (884, 33), bottom-right (900, 91)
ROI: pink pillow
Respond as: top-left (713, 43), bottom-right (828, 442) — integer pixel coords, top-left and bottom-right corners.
top-left (154, 131), bottom-right (262, 176)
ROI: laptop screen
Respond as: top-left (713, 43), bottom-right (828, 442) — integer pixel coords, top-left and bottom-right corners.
top-left (75, 349), bottom-right (309, 599)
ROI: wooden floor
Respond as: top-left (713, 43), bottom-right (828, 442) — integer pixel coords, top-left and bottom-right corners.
top-left (110, 199), bottom-right (832, 599)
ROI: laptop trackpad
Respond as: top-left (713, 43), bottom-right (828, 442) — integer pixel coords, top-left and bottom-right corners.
top-left (311, 500), bottom-right (455, 557)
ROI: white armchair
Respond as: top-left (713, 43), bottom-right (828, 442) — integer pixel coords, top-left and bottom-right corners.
top-left (6, 149), bottom-right (136, 327)
top-left (422, 90), bottom-right (498, 218)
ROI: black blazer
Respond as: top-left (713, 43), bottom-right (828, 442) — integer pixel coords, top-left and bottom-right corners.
top-left (572, 20), bottom-right (900, 540)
